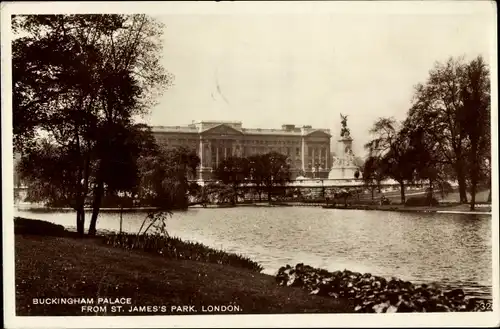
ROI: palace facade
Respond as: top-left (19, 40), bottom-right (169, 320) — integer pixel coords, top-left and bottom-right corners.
top-left (151, 121), bottom-right (332, 180)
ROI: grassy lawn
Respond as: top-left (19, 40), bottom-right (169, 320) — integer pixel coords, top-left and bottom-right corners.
top-left (15, 234), bottom-right (353, 316)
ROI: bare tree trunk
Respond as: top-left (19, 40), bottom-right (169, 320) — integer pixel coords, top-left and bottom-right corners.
top-left (469, 166), bottom-right (478, 211)
top-left (80, 154), bottom-right (91, 233)
top-left (88, 177), bottom-right (104, 236)
top-left (470, 183), bottom-right (476, 211)
top-left (75, 133), bottom-right (85, 236)
top-left (428, 178), bottom-right (434, 199)
top-left (469, 138), bottom-right (480, 211)
top-left (400, 181), bottom-right (406, 204)
top-left (76, 207), bottom-right (85, 236)
top-left (75, 178), bottom-right (85, 236)
top-left (458, 178), bottom-right (468, 203)
top-left (456, 161), bottom-right (468, 203)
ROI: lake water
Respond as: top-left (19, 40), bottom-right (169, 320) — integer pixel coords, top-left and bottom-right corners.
top-left (14, 206), bottom-right (492, 299)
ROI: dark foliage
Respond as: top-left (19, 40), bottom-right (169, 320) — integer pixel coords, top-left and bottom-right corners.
top-left (104, 233), bottom-right (264, 272)
top-left (14, 217), bottom-right (66, 236)
top-left (13, 14), bottom-right (171, 235)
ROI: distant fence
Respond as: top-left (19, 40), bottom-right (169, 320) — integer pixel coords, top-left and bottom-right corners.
top-left (14, 180), bottom-right (452, 206)
top-left (188, 178), bottom-right (434, 189)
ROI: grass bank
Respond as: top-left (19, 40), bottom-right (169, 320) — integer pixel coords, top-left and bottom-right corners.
top-left (14, 219), bottom-right (353, 316)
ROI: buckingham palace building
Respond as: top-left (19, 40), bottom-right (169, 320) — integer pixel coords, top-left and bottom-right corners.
top-left (151, 121), bottom-right (332, 180)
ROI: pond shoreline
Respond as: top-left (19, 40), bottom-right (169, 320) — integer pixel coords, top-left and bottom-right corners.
top-left (15, 201), bottom-right (492, 215)
top-left (14, 218), bottom-right (492, 314)
top-left (13, 206), bottom-right (492, 301)
top-left (276, 264), bottom-right (491, 312)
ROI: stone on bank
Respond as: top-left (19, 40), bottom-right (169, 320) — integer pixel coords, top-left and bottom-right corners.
top-left (275, 263), bottom-right (489, 313)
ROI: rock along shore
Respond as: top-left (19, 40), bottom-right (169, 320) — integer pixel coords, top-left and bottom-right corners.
top-left (276, 263), bottom-right (490, 313)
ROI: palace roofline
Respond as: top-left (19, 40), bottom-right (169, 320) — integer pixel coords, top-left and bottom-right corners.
top-left (150, 121), bottom-right (331, 137)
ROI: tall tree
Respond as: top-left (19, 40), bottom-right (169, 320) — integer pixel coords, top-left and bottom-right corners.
top-left (381, 128), bottom-right (417, 204)
top-left (408, 56), bottom-right (491, 207)
top-left (137, 146), bottom-right (200, 209)
top-left (17, 139), bottom-right (82, 208)
top-left (247, 154), bottom-right (266, 201)
top-left (409, 57), bottom-right (471, 203)
top-left (365, 118), bottom-right (414, 204)
top-left (260, 152), bottom-right (291, 202)
top-left (402, 118), bottom-right (449, 199)
top-left (458, 56), bottom-right (491, 210)
top-left (12, 14), bottom-right (171, 235)
top-left (214, 156), bottom-right (250, 205)
top-left (362, 156), bottom-right (385, 200)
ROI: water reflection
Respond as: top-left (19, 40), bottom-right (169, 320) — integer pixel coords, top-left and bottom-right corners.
top-left (14, 206), bottom-right (492, 298)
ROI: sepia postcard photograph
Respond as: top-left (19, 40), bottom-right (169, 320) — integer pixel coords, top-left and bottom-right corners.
top-left (1, 1), bottom-right (498, 328)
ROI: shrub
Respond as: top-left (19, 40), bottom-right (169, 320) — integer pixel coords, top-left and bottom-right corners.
top-left (14, 217), bottom-right (67, 236)
top-left (405, 195), bottom-right (439, 207)
top-left (15, 216), bottom-right (264, 273)
top-left (104, 233), bottom-right (264, 273)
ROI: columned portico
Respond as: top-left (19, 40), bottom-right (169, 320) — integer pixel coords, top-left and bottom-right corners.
top-left (215, 145), bottom-right (219, 168)
top-left (301, 136), bottom-right (306, 173)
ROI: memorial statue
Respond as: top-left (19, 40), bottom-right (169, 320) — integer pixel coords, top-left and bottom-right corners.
top-left (345, 148), bottom-right (355, 166)
top-left (340, 113), bottom-right (351, 138)
top-left (328, 114), bottom-right (358, 179)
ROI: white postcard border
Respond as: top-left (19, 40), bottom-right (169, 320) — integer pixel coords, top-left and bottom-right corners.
top-left (2, 1), bottom-right (498, 328)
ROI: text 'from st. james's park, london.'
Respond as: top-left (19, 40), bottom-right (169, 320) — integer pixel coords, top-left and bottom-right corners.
top-left (31, 297), bottom-right (243, 315)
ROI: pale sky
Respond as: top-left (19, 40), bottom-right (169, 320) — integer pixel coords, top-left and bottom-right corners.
top-left (142, 6), bottom-right (494, 157)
